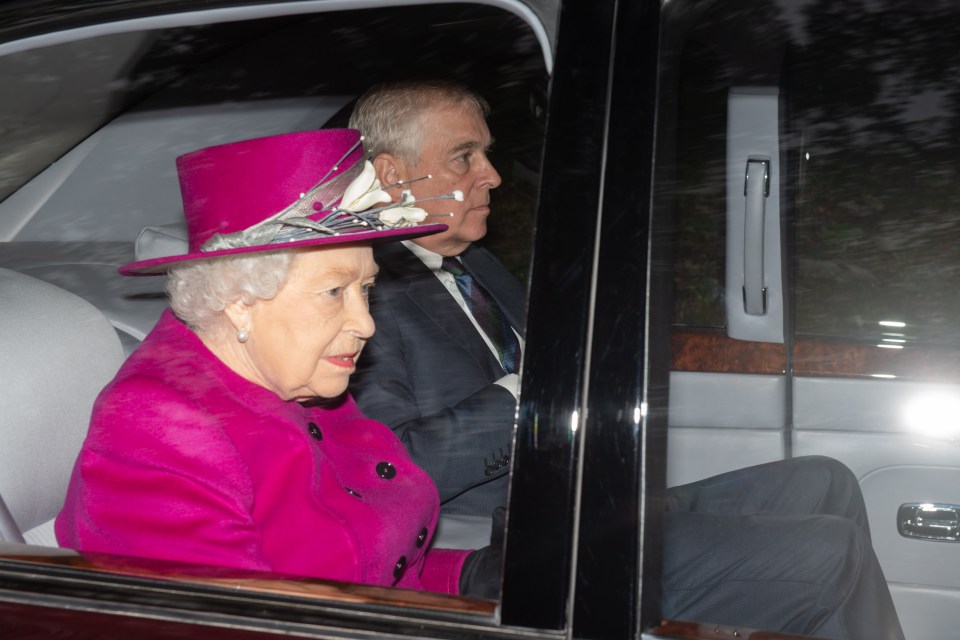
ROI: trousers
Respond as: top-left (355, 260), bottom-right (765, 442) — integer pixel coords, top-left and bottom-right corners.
top-left (662, 456), bottom-right (904, 640)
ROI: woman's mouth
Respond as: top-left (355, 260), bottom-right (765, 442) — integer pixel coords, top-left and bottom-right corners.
top-left (325, 353), bottom-right (358, 369)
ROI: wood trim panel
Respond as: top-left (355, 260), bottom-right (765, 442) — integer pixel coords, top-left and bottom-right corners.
top-left (792, 336), bottom-right (960, 383)
top-left (0, 552), bottom-right (495, 615)
top-left (672, 328), bottom-right (786, 375)
top-left (672, 328), bottom-right (960, 383)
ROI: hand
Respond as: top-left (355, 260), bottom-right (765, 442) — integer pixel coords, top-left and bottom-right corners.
top-left (458, 506), bottom-right (506, 598)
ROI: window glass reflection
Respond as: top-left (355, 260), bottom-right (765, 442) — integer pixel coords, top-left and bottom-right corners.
top-left (791, 1), bottom-right (960, 347)
top-left (658, 1), bottom-right (960, 638)
top-left (0, 3), bottom-right (543, 613)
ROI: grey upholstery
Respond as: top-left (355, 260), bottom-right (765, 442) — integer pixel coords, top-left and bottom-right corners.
top-left (433, 514), bottom-right (493, 550)
top-left (0, 242), bottom-right (171, 354)
top-left (0, 268), bottom-right (125, 545)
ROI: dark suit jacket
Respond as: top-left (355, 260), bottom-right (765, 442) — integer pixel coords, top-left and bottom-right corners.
top-left (350, 242), bottom-right (526, 517)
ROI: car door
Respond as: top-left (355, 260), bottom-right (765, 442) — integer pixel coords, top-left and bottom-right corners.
top-left (0, 1), bottom-right (674, 639)
top-left (0, 1), bottom-right (567, 638)
top-left (0, 1), bottom-right (680, 639)
top-left (786, 4), bottom-right (960, 637)
top-left (658, 1), bottom-right (960, 638)
top-left (9, 0), bottom-right (957, 638)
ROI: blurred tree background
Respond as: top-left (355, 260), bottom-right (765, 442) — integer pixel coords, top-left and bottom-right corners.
top-left (665, 0), bottom-right (960, 346)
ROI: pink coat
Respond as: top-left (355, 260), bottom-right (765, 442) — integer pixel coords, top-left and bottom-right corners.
top-left (56, 310), bottom-right (468, 594)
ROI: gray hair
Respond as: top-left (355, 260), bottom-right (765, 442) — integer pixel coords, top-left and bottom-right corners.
top-left (167, 251), bottom-right (295, 334)
top-left (349, 80), bottom-right (490, 164)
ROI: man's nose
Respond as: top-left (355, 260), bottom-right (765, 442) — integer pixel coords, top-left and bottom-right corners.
top-left (478, 153), bottom-right (502, 189)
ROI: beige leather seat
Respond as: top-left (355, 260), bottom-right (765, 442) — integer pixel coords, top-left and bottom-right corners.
top-left (0, 268), bottom-right (125, 545)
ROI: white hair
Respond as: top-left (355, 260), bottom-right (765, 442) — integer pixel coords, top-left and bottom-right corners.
top-left (167, 251), bottom-right (295, 334)
top-left (349, 80), bottom-right (490, 164)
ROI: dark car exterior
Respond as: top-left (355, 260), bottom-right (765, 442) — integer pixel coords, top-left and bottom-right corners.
top-left (2, 0), bottom-right (959, 638)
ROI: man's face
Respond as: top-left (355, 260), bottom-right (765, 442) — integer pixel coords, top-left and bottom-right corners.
top-left (393, 103), bottom-right (502, 256)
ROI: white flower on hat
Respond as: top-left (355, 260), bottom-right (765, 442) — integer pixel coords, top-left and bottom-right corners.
top-left (372, 189), bottom-right (424, 225)
top-left (339, 160), bottom-right (392, 213)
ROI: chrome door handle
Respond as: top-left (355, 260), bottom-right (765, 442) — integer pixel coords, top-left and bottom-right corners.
top-left (898, 503), bottom-right (960, 541)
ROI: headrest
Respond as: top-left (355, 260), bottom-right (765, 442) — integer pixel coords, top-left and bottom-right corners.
top-left (0, 268), bottom-right (125, 543)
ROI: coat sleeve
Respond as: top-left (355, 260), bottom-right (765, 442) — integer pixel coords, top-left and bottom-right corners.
top-left (419, 548), bottom-right (471, 595)
top-left (350, 301), bottom-right (516, 505)
top-left (55, 376), bottom-right (271, 572)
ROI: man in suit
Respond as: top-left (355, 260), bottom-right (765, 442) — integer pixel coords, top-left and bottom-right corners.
top-left (348, 81), bottom-right (522, 520)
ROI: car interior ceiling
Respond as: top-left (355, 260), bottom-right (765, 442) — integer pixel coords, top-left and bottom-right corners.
top-left (0, 3), bottom-right (547, 356)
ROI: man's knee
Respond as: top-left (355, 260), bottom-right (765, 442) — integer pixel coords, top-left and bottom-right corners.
top-left (792, 514), bottom-right (866, 595)
top-left (792, 455), bottom-right (858, 487)
top-left (789, 456), bottom-right (870, 534)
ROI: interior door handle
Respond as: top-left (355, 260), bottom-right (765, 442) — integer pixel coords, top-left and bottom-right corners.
top-left (742, 157), bottom-right (769, 315)
top-left (898, 503), bottom-right (960, 541)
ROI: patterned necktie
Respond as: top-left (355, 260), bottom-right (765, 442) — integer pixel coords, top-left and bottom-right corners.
top-left (441, 256), bottom-right (520, 374)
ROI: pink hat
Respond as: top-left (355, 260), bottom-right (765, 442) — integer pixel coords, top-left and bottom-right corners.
top-left (120, 129), bottom-right (447, 275)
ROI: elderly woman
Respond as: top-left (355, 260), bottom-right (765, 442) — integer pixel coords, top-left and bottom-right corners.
top-left (55, 129), bottom-right (494, 596)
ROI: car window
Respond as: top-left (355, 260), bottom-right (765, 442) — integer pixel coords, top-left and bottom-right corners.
top-left (790, 7), bottom-right (960, 349)
top-left (0, 4), bottom-right (546, 338)
top-left (659, 0), bottom-right (960, 638)
top-left (0, 2), bottom-right (547, 634)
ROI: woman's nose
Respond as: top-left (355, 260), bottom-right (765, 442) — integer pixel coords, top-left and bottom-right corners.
top-left (346, 295), bottom-right (376, 339)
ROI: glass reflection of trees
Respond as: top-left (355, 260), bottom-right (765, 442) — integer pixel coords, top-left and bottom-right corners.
top-left (791, 0), bottom-right (960, 345)
top-left (668, 0), bottom-right (960, 344)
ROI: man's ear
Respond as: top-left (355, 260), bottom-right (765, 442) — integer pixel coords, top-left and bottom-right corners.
top-left (372, 153), bottom-right (405, 204)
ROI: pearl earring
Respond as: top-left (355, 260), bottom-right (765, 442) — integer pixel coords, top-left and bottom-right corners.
top-left (237, 329), bottom-right (249, 343)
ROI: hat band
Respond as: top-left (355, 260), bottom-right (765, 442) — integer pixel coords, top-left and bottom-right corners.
top-left (200, 158), bottom-right (464, 253)
top-left (201, 160), bottom-right (366, 252)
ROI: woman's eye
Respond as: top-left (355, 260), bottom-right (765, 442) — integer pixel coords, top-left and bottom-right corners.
top-left (360, 283), bottom-right (375, 299)
top-left (323, 287), bottom-right (343, 299)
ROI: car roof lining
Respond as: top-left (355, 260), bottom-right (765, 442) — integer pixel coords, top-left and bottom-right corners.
top-left (0, 0), bottom-right (555, 73)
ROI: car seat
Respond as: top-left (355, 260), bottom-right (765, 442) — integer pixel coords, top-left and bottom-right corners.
top-left (0, 267), bottom-right (125, 545)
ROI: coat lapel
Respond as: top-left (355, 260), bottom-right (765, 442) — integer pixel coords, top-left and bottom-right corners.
top-left (374, 243), bottom-right (505, 376)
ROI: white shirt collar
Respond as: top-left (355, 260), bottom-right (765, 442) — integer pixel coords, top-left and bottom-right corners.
top-left (402, 240), bottom-right (457, 272)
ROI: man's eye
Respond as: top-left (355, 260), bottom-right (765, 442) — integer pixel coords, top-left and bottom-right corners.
top-left (360, 283), bottom-right (375, 298)
top-left (323, 287), bottom-right (343, 298)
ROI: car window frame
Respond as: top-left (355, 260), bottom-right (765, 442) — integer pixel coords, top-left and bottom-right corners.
top-left (0, 0), bottom-right (563, 637)
top-left (0, 0), bottom-right (556, 67)
top-left (502, 0), bottom-right (666, 636)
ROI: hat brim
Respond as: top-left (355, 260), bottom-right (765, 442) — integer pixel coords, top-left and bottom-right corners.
top-left (119, 223), bottom-right (447, 276)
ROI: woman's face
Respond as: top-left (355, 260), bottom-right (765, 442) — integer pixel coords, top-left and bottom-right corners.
top-left (230, 245), bottom-right (377, 401)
